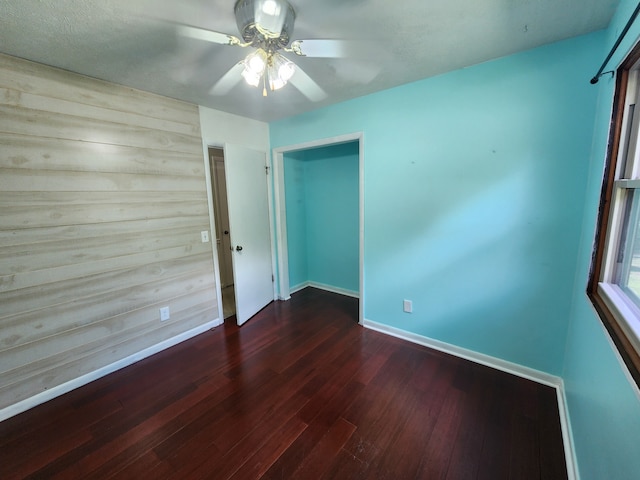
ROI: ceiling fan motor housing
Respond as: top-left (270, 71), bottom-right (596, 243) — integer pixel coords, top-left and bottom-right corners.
top-left (234, 0), bottom-right (296, 50)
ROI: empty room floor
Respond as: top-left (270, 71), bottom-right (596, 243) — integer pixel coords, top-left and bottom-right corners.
top-left (0, 288), bottom-right (567, 479)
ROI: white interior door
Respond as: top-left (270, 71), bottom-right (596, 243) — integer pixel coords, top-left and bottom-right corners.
top-left (224, 143), bottom-right (273, 325)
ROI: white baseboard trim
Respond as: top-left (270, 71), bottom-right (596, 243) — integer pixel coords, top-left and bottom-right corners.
top-left (289, 282), bottom-right (309, 295)
top-left (556, 384), bottom-right (579, 480)
top-left (362, 318), bottom-right (578, 480)
top-left (363, 319), bottom-right (561, 385)
top-left (0, 318), bottom-right (223, 423)
top-left (290, 281), bottom-right (359, 298)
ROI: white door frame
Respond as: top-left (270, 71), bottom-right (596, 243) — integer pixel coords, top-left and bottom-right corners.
top-left (271, 132), bottom-right (364, 325)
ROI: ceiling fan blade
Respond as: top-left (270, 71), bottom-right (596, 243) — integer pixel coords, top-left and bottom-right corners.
top-left (329, 59), bottom-right (381, 85)
top-left (289, 39), bottom-right (350, 58)
top-left (210, 62), bottom-right (245, 95)
top-left (289, 66), bottom-right (327, 102)
top-left (177, 25), bottom-right (242, 46)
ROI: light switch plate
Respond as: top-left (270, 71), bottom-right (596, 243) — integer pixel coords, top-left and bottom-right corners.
top-left (201, 230), bottom-right (210, 243)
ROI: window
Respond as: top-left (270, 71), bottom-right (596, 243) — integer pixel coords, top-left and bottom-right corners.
top-left (590, 41), bottom-right (640, 386)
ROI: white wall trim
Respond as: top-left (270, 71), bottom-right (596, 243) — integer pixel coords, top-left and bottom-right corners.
top-left (272, 132), bottom-right (365, 324)
top-left (363, 319), bottom-right (562, 386)
top-left (290, 281), bottom-right (359, 298)
top-left (363, 318), bottom-right (578, 480)
top-left (272, 144), bottom-right (290, 300)
top-left (289, 282), bottom-right (309, 295)
top-left (556, 384), bottom-right (580, 480)
top-left (266, 140), bottom-right (279, 302)
top-left (0, 318), bottom-right (223, 423)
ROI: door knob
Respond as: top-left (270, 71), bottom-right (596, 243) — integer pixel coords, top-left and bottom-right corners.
top-left (235, 245), bottom-right (243, 252)
top-left (224, 230), bottom-right (229, 235)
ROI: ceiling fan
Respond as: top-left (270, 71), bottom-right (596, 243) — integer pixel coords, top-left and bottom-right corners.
top-left (176, 0), bottom-right (349, 101)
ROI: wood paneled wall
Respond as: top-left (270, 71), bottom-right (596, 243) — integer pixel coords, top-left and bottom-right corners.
top-left (0, 54), bottom-right (218, 412)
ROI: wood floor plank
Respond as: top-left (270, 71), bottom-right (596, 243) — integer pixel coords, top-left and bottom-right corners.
top-left (291, 416), bottom-right (357, 478)
top-left (226, 416), bottom-right (308, 480)
top-left (0, 287), bottom-right (568, 479)
top-left (371, 356), bottom-right (455, 480)
top-left (538, 387), bottom-right (569, 480)
top-left (261, 379), bottom-right (366, 479)
top-left (338, 348), bottom-right (442, 479)
top-left (444, 366), bottom-right (498, 480)
top-left (30, 383), bottom-right (200, 478)
top-left (415, 386), bottom-right (466, 479)
top-left (150, 369), bottom-right (279, 461)
top-left (319, 447), bottom-right (369, 480)
top-left (106, 450), bottom-right (176, 480)
top-left (477, 385), bottom-right (513, 480)
top-left (1, 427), bottom-right (92, 480)
top-left (186, 391), bottom-right (310, 479)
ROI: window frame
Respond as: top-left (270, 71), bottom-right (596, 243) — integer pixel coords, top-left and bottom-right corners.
top-left (590, 41), bottom-right (640, 387)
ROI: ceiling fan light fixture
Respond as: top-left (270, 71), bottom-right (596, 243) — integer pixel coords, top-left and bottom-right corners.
top-left (248, 57), bottom-right (264, 74)
top-left (268, 75), bottom-right (285, 91)
top-left (276, 54), bottom-right (295, 81)
top-left (255, 0), bottom-right (285, 39)
top-left (261, 0), bottom-right (280, 16)
top-left (241, 49), bottom-right (268, 87)
top-left (244, 49), bottom-right (267, 74)
top-left (266, 52), bottom-right (295, 91)
top-left (196, 0), bottom-right (327, 99)
top-left (234, 0), bottom-right (295, 47)
top-left (241, 68), bottom-right (261, 87)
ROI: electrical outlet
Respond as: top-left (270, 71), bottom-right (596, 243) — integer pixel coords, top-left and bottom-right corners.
top-left (160, 306), bottom-right (170, 321)
top-left (201, 230), bottom-right (210, 243)
top-left (403, 299), bottom-right (413, 313)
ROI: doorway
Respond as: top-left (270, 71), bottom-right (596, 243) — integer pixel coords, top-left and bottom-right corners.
top-left (208, 144), bottom-right (275, 326)
top-left (273, 133), bottom-right (364, 324)
top-left (209, 147), bottom-right (235, 319)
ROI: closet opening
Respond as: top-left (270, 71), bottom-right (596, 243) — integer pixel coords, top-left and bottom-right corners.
top-left (273, 133), bottom-right (364, 324)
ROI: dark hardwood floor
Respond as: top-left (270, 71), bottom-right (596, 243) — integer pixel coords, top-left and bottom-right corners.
top-left (0, 288), bottom-right (567, 479)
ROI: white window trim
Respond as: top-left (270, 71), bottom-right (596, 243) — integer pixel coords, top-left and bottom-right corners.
top-left (590, 40), bottom-right (640, 385)
top-left (598, 282), bottom-right (640, 355)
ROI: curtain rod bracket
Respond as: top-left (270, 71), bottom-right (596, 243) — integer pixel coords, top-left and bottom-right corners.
top-left (590, 70), bottom-right (616, 84)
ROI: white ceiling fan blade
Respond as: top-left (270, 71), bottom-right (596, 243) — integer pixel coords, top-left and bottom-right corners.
top-left (289, 66), bottom-right (327, 102)
top-left (177, 25), bottom-right (242, 46)
top-left (289, 39), bottom-right (350, 58)
top-left (210, 63), bottom-right (245, 95)
top-left (329, 59), bottom-right (381, 85)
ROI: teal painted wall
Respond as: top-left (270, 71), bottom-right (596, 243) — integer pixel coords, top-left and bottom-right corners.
top-left (563, 1), bottom-right (640, 478)
top-left (284, 142), bottom-right (359, 293)
top-left (271, 32), bottom-right (600, 375)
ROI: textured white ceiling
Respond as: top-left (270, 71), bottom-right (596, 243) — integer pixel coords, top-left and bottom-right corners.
top-left (0, 0), bottom-right (618, 122)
